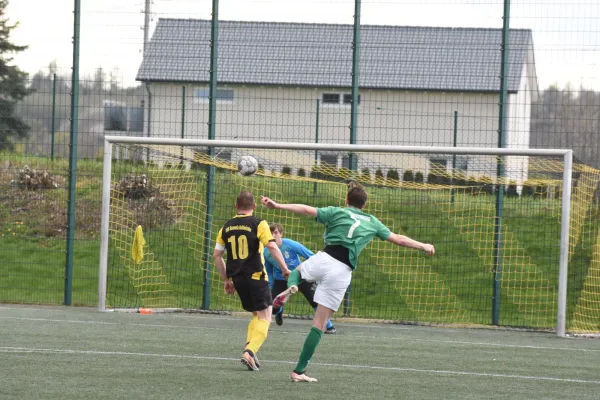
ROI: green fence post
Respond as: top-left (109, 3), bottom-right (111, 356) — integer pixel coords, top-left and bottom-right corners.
top-left (344, 0), bottom-right (361, 316)
top-left (451, 111), bottom-right (458, 203)
top-left (180, 85), bottom-right (186, 163)
top-left (492, 0), bottom-right (511, 326)
top-left (51, 73), bottom-right (56, 161)
top-left (348, 0), bottom-right (361, 174)
top-left (64, 0), bottom-right (81, 306)
top-left (313, 98), bottom-right (320, 196)
top-left (202, 0), bottom-right (219, 310)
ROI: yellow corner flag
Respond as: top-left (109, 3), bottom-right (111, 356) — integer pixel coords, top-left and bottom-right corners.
top-left (131, 225), bottom-right (146, 264)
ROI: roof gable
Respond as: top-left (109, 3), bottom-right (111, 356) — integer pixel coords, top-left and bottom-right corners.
top-left (137, 19), bottom-right (534, 92)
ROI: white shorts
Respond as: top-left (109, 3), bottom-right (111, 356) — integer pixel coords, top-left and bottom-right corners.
top-left (299, 251), bottom-right (352, 312)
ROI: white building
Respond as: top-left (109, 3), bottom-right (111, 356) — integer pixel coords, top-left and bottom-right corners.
top-left (136, 19), bottom-right (538, 181)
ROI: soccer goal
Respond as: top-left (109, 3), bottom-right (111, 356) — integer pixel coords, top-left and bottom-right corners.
top-left (98, 136), bottom-right (600, 337)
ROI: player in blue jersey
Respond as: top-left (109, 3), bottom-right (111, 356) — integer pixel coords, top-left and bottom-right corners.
top-left (261, 182), bottom-right (435, 382)
top-left (264, 223), bottom-right (336, 334)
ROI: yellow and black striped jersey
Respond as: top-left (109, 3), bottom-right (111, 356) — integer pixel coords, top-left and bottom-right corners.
top-left (215, 214), bottom-right (274, 277)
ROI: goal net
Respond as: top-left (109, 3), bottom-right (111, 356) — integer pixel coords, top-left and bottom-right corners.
top-left (98, 137), bottom-right (600, 336)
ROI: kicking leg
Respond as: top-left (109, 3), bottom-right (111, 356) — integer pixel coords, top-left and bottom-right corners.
top-left (273, 266), bottom-right (302, 309)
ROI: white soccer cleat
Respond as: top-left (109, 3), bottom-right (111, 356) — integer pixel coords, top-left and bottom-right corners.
top-left (291, 372), bottom-right (318, 383)
top-left (272, 285), bottom-right (298, 309)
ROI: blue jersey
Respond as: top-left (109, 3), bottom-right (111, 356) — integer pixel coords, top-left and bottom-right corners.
top-left (264, 238), bottom-right (314, 283)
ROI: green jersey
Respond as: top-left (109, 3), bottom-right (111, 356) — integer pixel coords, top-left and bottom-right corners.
top-left (316, 206), bottom-right (391, 270)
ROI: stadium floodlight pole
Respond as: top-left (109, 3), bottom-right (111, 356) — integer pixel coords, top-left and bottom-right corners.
top-left (100, 137), bottom-right (574, 336)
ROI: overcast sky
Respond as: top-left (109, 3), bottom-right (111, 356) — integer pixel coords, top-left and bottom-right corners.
top-left (7, 0), bottom-right (600, 90)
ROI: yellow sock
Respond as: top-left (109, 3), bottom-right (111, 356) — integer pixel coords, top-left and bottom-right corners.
top-left (246, 316), bottom-right (258, 346)
top-left (245, 319), bottom-right (270, 354)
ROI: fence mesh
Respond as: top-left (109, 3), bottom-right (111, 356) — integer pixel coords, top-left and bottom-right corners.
top-left (1, 0), bottom-right (599, 332)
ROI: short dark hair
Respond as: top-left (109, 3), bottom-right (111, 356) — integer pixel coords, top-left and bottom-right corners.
top-left (269, 223), bottom-right (283, 234)
top-left (236, 191), bottom-right (255, 210)
top-left (346, 181), bottom-right (367, 209)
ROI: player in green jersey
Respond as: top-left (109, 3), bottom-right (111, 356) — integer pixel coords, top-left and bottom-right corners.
top-left (261, 182), bottom-right (435, 382)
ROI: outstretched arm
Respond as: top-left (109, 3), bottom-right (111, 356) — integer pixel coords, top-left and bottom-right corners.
top-left (261, 196), bottom-right (317, 217)
top-left (266, 241), bottom-right (291, 278)
top-left (386, 233), bottom-right (435, 256)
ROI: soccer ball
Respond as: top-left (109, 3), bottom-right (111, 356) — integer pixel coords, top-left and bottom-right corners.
top-left (237, 155), bottom-right (258, 176)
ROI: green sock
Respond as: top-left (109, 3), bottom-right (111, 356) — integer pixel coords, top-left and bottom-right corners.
top-left (288, 269), bottom-right (302, 287)
top-left (294, 327), bottom-right (323, 373)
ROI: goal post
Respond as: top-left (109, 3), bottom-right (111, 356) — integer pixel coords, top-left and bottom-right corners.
top-left (98, 136), bottom-right (584, 337)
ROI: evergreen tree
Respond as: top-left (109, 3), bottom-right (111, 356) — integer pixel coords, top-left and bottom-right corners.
top-left (0, 0), bottom-right (31, 150)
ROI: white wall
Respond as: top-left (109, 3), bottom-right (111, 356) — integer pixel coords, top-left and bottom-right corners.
top-left (144, 83), bottom-right (531, 179)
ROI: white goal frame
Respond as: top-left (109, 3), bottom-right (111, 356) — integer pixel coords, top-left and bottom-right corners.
top-left (99, 136), bottom-right (573, 337)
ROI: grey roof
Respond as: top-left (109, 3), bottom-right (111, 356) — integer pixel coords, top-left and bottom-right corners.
top-left (137, 19), bottom-right (534, 92)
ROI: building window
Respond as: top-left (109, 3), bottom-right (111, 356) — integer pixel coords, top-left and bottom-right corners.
top-left (128, 107), bottom-right (144, 132)
top-left (320, 154), bottom-right (338, 167)
top-left (342, 94), bottom-right (361, 105)
top-left (429, 159), bottom-right (448, 174)
top-left (322, 93), bottom-right (340, 105)
top-left (340, 155), bottom-right (350, 169)
top-left (321, 93), bottom-right (360, 106)
top-left (193, 88), bottom-right (234, 103)
top-left (104, 101), bottom-right (127, 132)
top-left (454, 157), bottom-right (468, 171)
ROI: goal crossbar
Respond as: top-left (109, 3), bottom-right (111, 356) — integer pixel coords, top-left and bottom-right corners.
top-left (99, 136), bottom-right (574, 337)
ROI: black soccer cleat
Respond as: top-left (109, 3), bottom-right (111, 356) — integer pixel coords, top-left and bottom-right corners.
top-left (324, 326), bottom-right (337, 334)
top-left (275, 312), bottom-right (283, 326)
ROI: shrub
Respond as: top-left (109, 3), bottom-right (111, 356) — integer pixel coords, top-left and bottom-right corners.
top-left (506, 180), bottom-right (519, 197)
top-left (535, 184), bottom-right (548, 198)
top-left (481, 176), bottom-right (494, 195)
top-left (402, 169), bottom-right (414, 182)
top-left (521, 181), bottom-right (535, 197)
top-left (297, 168), bottom-right (306, 177)
top-left (414, 171), bottom-right (424, 183)
top-left (281, 165), bottom-right (292, 175)
top-left (427, 173), bottom-right (438, 184)
top-left (386, 169), bottom-right (400, 182)
top-left (359, 167), bottom-right (371, 183)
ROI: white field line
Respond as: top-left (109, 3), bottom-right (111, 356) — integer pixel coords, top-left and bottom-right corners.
top-left (1, 346), bottom-right (599, 385)
top-left (1, 315), bottom-right (599, 353)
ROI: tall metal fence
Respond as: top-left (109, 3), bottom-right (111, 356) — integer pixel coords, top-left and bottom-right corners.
top-left (2, 0), bottom-right (599, 331)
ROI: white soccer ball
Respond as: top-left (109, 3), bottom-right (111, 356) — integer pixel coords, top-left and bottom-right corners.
top-left (237, 155), bottom-right (258, 176)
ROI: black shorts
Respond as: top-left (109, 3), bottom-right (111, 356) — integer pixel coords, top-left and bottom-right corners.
top-left (232, 274), bottom-right (272, 312)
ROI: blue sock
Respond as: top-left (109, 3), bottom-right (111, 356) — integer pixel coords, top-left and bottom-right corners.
top-left (275, 307), bottom-right (284, 316)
